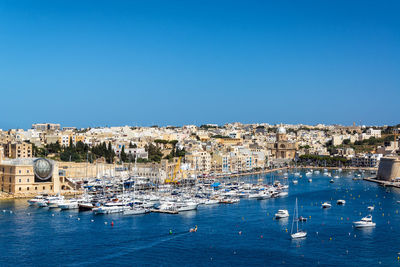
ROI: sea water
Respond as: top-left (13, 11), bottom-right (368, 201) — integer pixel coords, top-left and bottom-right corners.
top-left (0, 172), bottom-right (399, 266)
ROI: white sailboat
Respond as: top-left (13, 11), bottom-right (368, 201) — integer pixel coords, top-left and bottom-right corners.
top-left (291, 198), bottom-right (307, 239)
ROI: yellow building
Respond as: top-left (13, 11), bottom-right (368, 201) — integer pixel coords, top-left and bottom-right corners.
top-left (0, 157), bottom-right (61, 196)
top-left (3, 142), bottom-right (32, 159)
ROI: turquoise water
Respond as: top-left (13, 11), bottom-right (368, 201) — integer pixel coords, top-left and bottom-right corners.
top-left (1, 173), bottom-right (400, 266)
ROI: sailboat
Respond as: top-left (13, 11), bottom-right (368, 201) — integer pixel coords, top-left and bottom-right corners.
top-left (291, 198), bottom-right (307, 239)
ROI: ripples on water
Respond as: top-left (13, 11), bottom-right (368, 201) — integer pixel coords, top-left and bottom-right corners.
top-left (1, 173), bottom-right (400, 266)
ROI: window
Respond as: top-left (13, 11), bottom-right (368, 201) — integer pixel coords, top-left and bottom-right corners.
top-left (27, 179), bottom-right (29, 182)
top-left (19, 187), bottom-right (21, 191)
top-left (19, 179), bottom-right (21, 183)
top-left (9, 177), bottom-right (11, 183)
top-left (27, 187), bottom-right (29, 191)
top-left (35, 187), bottom-right (37, 190)
top-left (50, 186), bottom-right (53, 190)
top-left (43, 186), bottom-right (45, 190)
top-left (19, 170), bottom-right (21, 174)
top-left (27, 170), bottom-right (29, 173)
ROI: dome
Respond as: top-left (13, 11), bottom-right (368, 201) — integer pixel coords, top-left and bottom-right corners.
top-left (33, 158), bottom-right (53, 180)
top-left (277, 127), bottom-right (286, 134)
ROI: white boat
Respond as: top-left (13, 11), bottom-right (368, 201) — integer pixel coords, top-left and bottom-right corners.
top-left (123, 207), bottom-right (150, 215)
top-left (37, 200), bottom-right (48, 207)
top-left (203, 199), bottom-right (219, 205)
top-left (333, 175), bottom-right (340, 179)
top-left (353, 215), bottom-right (376, 228)
top-left (176, 201), bottom-right (198, 212)
top-left (257, 191), bottom-right (272, 200)
top-left (367, 206), bottom-right (374, 211)
top-left (305, 171), bottom-right (313, 177)
top-left (322, 202), bottom-right (332, 208)
top-left (93, 202), bottom-right (130, 214)
top-left (294, 172), bottom-right (300, 177)
top-left (58, 200), bottom-right (79, 210)
top-left (47, 196), bottom-right (65, 208)
top-left (291, 198), bottom-right (307, 239)
top-left (337, 199), bottom-right (346, 205)
top-left (314, 170), bottom-right (320, 175)
top-left (277, 191), bottom-right (288, 198)
top-left (293, 180), bottom-right (298, 185)
top-left (275, 209), bottom-right (289, 219)
top-left (308, 178), bottom-right (312, 183)
top-left (27, 195), bottom-right (46, 206)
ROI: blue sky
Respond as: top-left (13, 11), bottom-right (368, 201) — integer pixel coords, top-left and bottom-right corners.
top-left (0, 0), bottom-right (399, 129)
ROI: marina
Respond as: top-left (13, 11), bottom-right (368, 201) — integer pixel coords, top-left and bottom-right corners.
top-left (1, 170), bottom-right (400, 266)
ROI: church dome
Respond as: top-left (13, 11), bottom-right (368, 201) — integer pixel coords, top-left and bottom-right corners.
top-left (277, 127), bottom-right (286, 134)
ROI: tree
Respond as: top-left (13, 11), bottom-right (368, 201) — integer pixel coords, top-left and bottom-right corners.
top-left (120, 145), bottom-right (128, 162)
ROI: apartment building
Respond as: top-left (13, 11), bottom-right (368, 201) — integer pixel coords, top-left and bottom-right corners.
top-left (3, 142), bottom-right (32, 159)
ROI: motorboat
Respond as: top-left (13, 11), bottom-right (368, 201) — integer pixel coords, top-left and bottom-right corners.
top-left (47, 196), bottom-right (65, 208)
top-left (123, 206), bottom-right (150, 215)
top-left (275, 209), bottom-right (289, 219)
top-left (353, 215), bottom-right (376, 228)
top-left (314, 170), bottom-right (320, 175)
top-left (203, 199), bottom-right (219, 205)
top-left (27, 195), bottom-right (46, 206)
top-left (277, 191), bottom-right (288, 198)
top-left (58, 200), bottom-right (80, 210)
top-left (308, 178), bottom-right (312, 183)
top-left (367, 206), bottom-right (374, 211)
top-left (305, 171), bottom-right (313, 177)
top-left (79, 202), bottom-right (95, 211)
top-left (337, 200), bottom-right (346, 205)
top-left (322, 202), bottom-right (332, 208)
top-left (334, 175), bottom-right (340, 179)
top-left (176, 201), bottom-right (198, 212)
top-left (93, 202), bottom-right (129, 214)
top-left (293, 180), bottom-right (298, 185)
top-left (330, 179), bottom-right (334, 183)
top-left (298, 216), bottom-right (307, 222)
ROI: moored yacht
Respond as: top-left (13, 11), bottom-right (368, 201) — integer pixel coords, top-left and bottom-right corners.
top-left (275, 209), bottom-right (289, 219)
top-left (353, 215), bottom-right (376, 228)
top-left (322, 202), bottom-right (332, 208)
top-left (28, 195), bottom-right (46, 206)
top-left (123, 206), bottom-right (150, 215)
top-left (337, 199), bottom-right (346, 205)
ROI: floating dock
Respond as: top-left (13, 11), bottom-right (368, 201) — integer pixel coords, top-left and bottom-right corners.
top-left (150, 209), bottom-right (179, 214)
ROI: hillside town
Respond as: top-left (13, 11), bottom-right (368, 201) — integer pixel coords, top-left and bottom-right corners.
top-left (1, 122), bottom-right (399, 197)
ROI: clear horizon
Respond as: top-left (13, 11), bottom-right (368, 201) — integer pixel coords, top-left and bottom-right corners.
top-left (1, 0), bottom-right (399, 129)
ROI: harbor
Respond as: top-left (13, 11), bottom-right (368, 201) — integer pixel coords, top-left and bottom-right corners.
top-left (1, 170), bottom-right (400, 266)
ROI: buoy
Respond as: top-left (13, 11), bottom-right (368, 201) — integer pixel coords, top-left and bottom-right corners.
top-left (9, 211), bottom-right (12, 214)
top-left (111, 221), bottom-right (114, 227)
top-left (69, 215), bottom-right (72, 218)
top-left (169, 229), bottom-right (173, 235)
top-left (260, 235), bottom-right (263, 238)
top-left (77, 218), bottom-right (80, 221)
top-left (238, 231), bottom-right (242, 235)
top-left (52, 214), bottom-right (54, 217)
top-left (104, 222), bottom-right (108, 225)
top-left (91, 219), bottom-right (94, 222)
